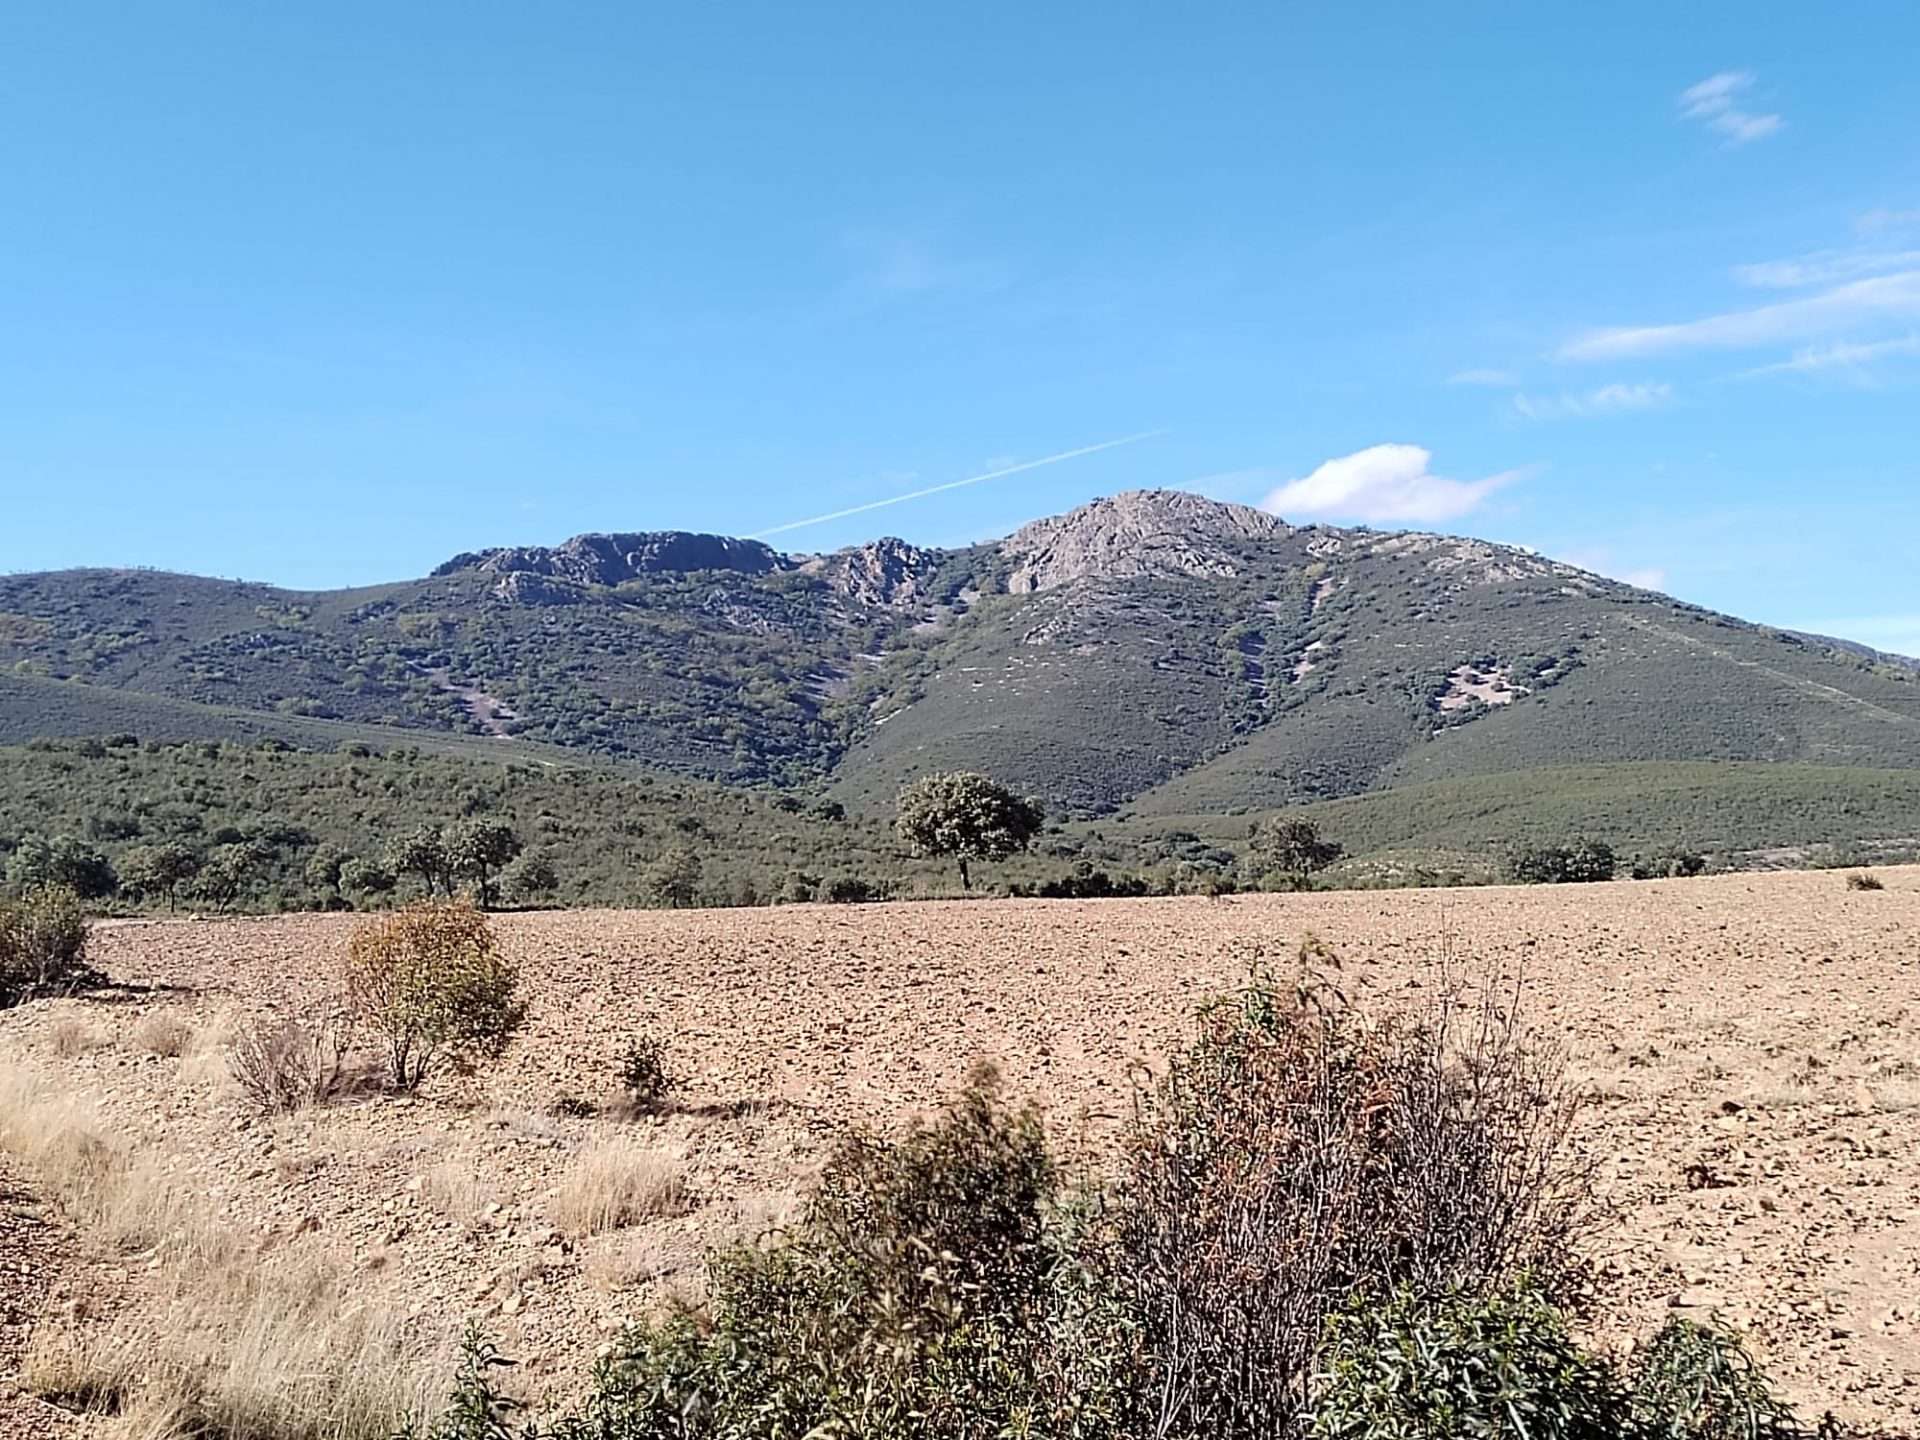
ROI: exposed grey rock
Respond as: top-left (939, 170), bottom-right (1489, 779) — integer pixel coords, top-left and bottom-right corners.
top-left (436, 531), bottom-right (786, 585)
top-left (802, 537), bottom-right (940, 608)
top-left (998, 489), bottom-right (1293, 593)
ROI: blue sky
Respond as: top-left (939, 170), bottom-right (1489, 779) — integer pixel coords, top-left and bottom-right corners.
top-left (3, 4), bottom-right (1917, 651)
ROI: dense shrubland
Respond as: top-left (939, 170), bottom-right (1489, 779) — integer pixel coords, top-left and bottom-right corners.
top-left (0, 735), bottom-right (935, 913)
top-left (0, 736), bottom-right (1824, 920)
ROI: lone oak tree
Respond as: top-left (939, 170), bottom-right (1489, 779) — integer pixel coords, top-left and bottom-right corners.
top-left (895, 771), bottom-right (1045, 891)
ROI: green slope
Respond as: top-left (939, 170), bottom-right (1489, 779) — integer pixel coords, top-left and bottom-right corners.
top-left (1115, 762), bottom-right (1920, 866)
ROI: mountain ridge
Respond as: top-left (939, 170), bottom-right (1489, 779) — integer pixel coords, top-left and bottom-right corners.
top-left (4, 489), bottom-right (1917, 840)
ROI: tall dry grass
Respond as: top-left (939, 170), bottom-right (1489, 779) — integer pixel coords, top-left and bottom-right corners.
top-left (0, 1067), bottom-right (455, 1439)
top-left (550, 1133), bottom-right (689, 1236)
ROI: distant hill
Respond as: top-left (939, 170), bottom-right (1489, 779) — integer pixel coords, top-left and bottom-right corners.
top-left (6, 490), bottom-right (1919, 862)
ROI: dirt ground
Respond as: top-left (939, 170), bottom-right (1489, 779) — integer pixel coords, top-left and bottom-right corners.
top-left (3, 867), bottom-right (1917, 1430)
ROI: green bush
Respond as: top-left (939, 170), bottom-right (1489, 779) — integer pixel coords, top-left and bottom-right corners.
top-left (1845, 871), bottom-right (1885, 892)
top-left (617, 1035), bottom-right (674, 1111)
top-left (1632, 848), bottom-right (1709, 880)
top-left (1628, 1318), bottom-right (1801, 1440)
top-left (0, 885), bottom-right (92, 1006)
top-left (1512, 839), bottom-right (1617, 885)
top-left (543, 1068), bottom-right (1124, 1440)
top-left (820, 874), bottom-right (885, 904)
top-left (1309, 1287), bottom-right (1625, 1439)
top-left (411, 981), bottom-right (1845, 1440)
top-left (1033, 864), bottom-right (1151, 899)
top-left (641, 848), bottom-right (702, 908)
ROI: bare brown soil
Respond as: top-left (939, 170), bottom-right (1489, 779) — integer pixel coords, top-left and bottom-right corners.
top-left (4, 867), bottom-right (1918, 1428)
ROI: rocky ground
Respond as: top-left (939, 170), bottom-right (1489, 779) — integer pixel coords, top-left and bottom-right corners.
top-left (2, 867), bottom-right (1916, 1431)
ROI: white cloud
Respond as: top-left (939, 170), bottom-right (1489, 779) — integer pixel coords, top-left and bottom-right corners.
top-left (1448, 368), bottom-right (1519, 387)
top-left (1559, 270), bottom-right (1920, 360)
top-left (1512, 381), bottom-right (1672, 420)
top-left (1739, 333), bottom-right (1920, 380)
top-left (1733, 250), bottom-right (1920, 288)
top-left (1259, 444), bottom-right (1524, 525)
top-left (1679, 71), bottom-right (1783, 145)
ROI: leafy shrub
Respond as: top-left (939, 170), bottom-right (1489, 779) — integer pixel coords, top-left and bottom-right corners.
top-left (503, 851), bottom-right (559, 904)
top-left (547, 1068), bottom-right (1114, 1440)
top-left (343, 902), bottom-right (524, 1091)
top-left (1846, 872), bottom-right (1885, 892)
top-left (1627, 1317), bottom-right (1803, 1440)
top-left (1247, 815), bottom-right (1344, 888)
top-left (1113, 977), bottom-right (1593, 1436)
top-left (1512, 839), bottom-right (1617, 885)
top-left (1034, 864), bottom-right (1151, 899)
top-left (397, 1327), bottom-right (523, 1440)
top-left (820, 875), bottom-right (885, 904)
top-left (340, 856), bottom-right (397, 902)
top-left (641, 848), bottom-right (702, 909)
top-left (1632, 848), bottom-right (1709, 880)
top-left (1309, 1286), bottom-right (1624, 1439)
top-left (777, 871), bottom-right (820, 904)
top-left (0, 886), bottom-right (92, 1006)
top-left (4, 835), bottom-right (117, 900)
top-left (618, 1035), bottom-right (675, 1111)
top-left (227, 1007), bottom-right (354, 1113)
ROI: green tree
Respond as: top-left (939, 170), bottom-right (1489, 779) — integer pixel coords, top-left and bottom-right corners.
top-left (339, 856), bottom-right (397, 904)
top-left (388, 825), bottom-right (455, 896)
top-left (196, 841), bottom-right (268, 914)
top-left (447, 819), bottom-right (522, 910)
top-left (642, 847), bottom-right (702, 909)
top-left (5, 834), bottom-right (118, 900)
top-left (1246, 816), bottom-right (1343, 889)
top-left (894, 771), bottom-right (1045, 890)
top-left (303, 844), bottom-right (354, 903)
top-left (504, 850), bottom-right (560, 905)
top-left (120, 842), bottom-right (202, 913)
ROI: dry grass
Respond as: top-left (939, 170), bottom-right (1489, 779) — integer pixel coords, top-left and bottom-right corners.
top-left (419, 1156), bottom-right (497, 1231)
top-left (22, 1321), bottom-right (144, 1413)
top-left (47, 1012), bottom-right (109, 1057)
top-left (550, 1134), bottom-right (690, 1236)
top-left (131, 1008), bottom-right (194, 1058)
top-left (583, 1230), bottom-right (700, 1293)
top-left (1, 1065), bottom-right (455, 1439)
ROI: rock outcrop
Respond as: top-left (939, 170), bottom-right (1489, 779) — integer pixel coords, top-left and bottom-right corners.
top-left (998, 489), bottom-right (1292, 592)
top-left (802, 538), bottom-right (940, 608)
top-left (436, 531), bottom-right (786, 585)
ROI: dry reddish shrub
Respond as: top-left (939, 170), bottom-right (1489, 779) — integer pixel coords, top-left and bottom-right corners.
top-left (226, 1006), bottom-right (353, 1114)
top-left (1115, 970), bottom-right (1593, 1438)
top-left (343, 901), bottom-right (523, 1092)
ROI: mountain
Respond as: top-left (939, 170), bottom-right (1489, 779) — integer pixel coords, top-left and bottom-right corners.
top-left (5, 490), bottom-right (1919, 851)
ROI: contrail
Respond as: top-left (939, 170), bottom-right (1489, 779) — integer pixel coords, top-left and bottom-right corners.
top-left (748, 431), bottom-right (1163, 540)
